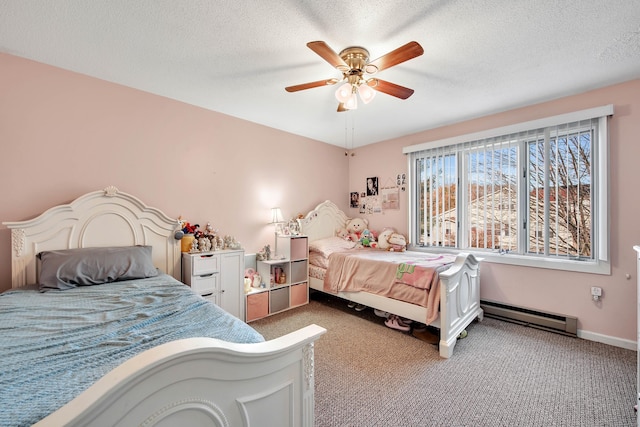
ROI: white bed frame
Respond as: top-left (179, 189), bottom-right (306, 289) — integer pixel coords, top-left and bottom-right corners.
top-left (3, 186), bottom-right (326, 427)
top-left (299, 200), bottom-right (482, 359)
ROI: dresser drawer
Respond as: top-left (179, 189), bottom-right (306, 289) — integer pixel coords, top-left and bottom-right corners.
top-left (192, 253), bottom-right (219, 275)
top-left (202, 293), bottom-right (218, 306)
top-left (190, 273), bottom-right (218, 295)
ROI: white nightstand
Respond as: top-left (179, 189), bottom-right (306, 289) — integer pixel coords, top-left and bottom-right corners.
top-left (182, 249), bottom-right (244, 319)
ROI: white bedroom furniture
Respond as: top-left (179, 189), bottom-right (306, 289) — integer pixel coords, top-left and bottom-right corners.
top-left (182, 249), bottom-right (245, 319)
top-left (2, 186), bottom-right (325, 426)
top-left (299, 200), bottom-right (482, 358)
top-left (246, 235), bottom-right (309, 322)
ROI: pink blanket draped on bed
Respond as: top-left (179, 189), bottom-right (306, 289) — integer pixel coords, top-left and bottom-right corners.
top-left (323, 250), bottom-right (456, 324)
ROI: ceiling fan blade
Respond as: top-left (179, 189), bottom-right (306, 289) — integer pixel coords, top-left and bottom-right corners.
top-left (285, 78), bottom-right (339, 92)
top-left (337, 103), bottom-right (347, 112)
top-left (366, 41), bottom-right (424, 73)
top-left (368, 79), bottom-right (415, 99)
top-left (307, 41), bottom-right (350, 71)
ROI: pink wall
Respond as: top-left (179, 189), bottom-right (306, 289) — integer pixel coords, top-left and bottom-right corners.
top-left (350, 79), bottom-right (640, 344)
top-left (0, 53), bottom-right (349, 292)
top-left (2, 52), bottom-right (638, 345)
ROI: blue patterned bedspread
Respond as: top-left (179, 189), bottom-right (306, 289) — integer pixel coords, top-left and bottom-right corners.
top-left (0, 275), bottom-right (264, 426)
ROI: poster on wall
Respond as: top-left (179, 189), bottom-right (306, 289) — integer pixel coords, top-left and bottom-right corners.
top-left (360, 196), bottom-right (381, 214)
top-left (381, 187), bottom-right (399, 210)
top-left (366, 177), bottom-right (379, 196)
top-left (350, 192), bottom-right (359, 208)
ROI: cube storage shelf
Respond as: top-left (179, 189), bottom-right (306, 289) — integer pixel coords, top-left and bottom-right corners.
top-left (246, 235), bottom-right (309, 322)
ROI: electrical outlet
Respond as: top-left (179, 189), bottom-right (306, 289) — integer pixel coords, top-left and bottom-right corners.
top-left (591, 286), bottom-right (602, 301)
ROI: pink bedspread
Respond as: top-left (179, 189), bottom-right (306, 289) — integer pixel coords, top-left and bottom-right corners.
top-left (323, 249), bottom-right (456, 324)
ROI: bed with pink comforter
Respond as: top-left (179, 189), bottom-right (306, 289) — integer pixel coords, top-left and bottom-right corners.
top-left (301, 201), bottom-right (483, 358)
top-left (313, 243), bottom-right (456, 324)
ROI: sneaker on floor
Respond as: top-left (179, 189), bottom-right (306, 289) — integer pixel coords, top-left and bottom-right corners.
top-left (354, 304), bottom-right (367, 312)
top-left (385, 315), bottom-right (410, 332)
top-left (373, 309), bottom-right (389, 318)
top-left (347, 302), bottom-right (356, 309)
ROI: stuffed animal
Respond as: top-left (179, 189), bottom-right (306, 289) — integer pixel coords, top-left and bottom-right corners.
top-left (335, 227), bottom-right (350, 240)
top-left (345, 217), bottom-right (369, 242)
top-left (358, 229), bottom-right (375, 247)
top-left (374, 227), bottom-right (396, 250)
top-left (387, 233), bottom-right (407, 251)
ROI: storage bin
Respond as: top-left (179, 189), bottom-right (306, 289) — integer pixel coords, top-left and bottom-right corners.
top-left (290, 282), bottom-right (308, 307)
top-left (270, 287), bottom-right (289, 313)
top-left (290, 260), bottom-right (308, 283)
top-left (246, 291), bottom-right (269, 322)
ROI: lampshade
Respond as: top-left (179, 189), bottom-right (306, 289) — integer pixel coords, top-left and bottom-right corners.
top-left (357, 83), bottom-right (376, 104)
top-left (270, 207), bottom-right (284, 224)
top-left (334, 82), bottom-right (353, 103)
top-left (343, 92), bottom-right (358, 110)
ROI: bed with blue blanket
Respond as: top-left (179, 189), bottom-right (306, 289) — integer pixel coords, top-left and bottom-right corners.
top-left (1, 187), bottom-right (325, 427)
top-left (0, 275), bottom-right (265, 426)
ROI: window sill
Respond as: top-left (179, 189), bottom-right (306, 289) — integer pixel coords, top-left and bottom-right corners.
top-left (409, 246), bottom-right (611, 275)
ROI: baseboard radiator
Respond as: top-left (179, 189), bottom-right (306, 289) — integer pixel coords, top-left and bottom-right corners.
top-left (480, 300), bottom-right (578, 337)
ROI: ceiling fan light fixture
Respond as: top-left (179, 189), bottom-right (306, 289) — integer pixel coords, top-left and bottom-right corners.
top-left (288, 41), bottom-right (423, 111)
top-left (344, 92), bottom-right (358, 110)
top-left (357, 83), bottom-right (376, 104)
top-left (335, 82), bottom-right (353, 103)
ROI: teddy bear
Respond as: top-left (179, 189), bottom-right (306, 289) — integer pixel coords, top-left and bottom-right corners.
top-left (345, 217), bottom-right (369, 242)
top-left (335, 227), bottom-right (350, 240)
top-left (387, 233), bottom-right (407, 251)
top-left (373, 227), bottom-right (396, 250)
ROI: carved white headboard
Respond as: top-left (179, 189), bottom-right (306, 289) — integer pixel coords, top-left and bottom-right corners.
top-left (2, 186), bottom-right (181, 288)
top-left (298, 200), bottom-right (351, 243)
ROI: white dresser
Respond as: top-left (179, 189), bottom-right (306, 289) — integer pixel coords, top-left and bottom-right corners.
top-left (182, 249), bottom-right (244, 320)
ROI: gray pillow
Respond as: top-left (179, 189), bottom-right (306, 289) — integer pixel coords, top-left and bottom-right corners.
top-left (37, 246), bottom-right (158, 291)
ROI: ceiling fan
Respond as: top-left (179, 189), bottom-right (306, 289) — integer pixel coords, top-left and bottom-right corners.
top-left (285, 41), bottom-right (424, 112)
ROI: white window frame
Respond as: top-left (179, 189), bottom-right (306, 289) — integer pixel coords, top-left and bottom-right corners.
top-left (403, 105), bottom-right (613, 275)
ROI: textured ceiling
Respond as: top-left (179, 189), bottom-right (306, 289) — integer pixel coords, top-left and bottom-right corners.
top-left (1, 1), bottom-right (639, 148)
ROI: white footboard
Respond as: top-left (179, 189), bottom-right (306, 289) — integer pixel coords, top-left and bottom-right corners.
top-left (34, 324), bottom-right (326, 427)
top-left (437, 253), bottom-right (483, 358)
top-left (308, 252), bottom-right (482, 358)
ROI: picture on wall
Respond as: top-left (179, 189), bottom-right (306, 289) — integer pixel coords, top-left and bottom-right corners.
top-left (366, 177), bottom-right (379, 196)
top-left (350, 192), bottom-right (359, 208)
top-left (381, 187), bottom-right (399, 210)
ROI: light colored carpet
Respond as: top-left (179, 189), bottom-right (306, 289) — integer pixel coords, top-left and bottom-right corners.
top-left (250, 292), bottom-right (637, 427)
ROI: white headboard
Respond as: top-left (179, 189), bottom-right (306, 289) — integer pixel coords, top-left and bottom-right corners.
top-left (3, 186), bottom-right (181, 288)
top-left (298, 200), bottom-right (350, 242)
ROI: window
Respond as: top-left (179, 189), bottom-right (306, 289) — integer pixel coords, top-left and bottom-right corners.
top-left (404, 106), bottom-right (612, 274)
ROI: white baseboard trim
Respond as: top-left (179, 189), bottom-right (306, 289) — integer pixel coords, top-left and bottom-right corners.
top-left (578, 329), bottom-right (636, 351)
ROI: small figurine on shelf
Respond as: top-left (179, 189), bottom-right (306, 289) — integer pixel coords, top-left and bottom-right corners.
top-left (198, 237), bottom-right (212, 252)
top-left (256, 244), bottom-right (271, 261)
top-left (224, 235), bottom-right (242, 250)
top-left (190, 238), bottom-right (198, 253)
